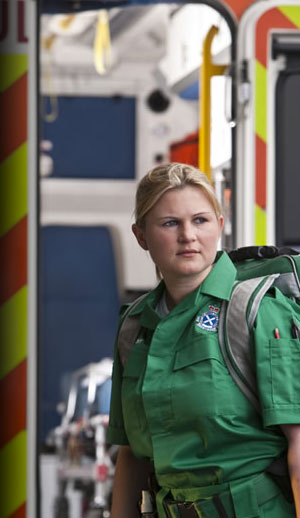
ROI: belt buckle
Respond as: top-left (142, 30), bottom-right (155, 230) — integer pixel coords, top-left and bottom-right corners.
top-left (179, 502), bottom-right (202, 518)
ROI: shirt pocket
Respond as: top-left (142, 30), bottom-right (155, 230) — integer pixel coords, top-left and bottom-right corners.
top-left (171, 336), bottom-right (243, 419)
top-left (270, 338), bottom-right (300, 405)
top-left (122, 347), bottom-right (147, 429)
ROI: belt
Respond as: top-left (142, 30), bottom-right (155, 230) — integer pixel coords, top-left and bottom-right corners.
top-left (162, 472), bottom-right (283, 518)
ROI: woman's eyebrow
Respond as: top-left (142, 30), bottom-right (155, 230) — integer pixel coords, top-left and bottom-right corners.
top-left (156, 216), bottom-right (178, 221)
top-left (156, 211), bottom-right (213, 220)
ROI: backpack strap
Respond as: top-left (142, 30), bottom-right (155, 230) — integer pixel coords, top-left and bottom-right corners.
top-left (274, 255), bottom-right (300, 297)
top-left (218, 273), bottom-right (280, 412)
top-left (117, 293), bottom-right (147, 368)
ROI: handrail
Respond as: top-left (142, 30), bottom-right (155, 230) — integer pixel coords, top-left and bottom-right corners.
top-left (199, 25), bottom-right (227, 182)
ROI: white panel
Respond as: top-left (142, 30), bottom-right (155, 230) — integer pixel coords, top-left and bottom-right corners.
top-left (266, 51), bottom-right (286, 245)
top-left (211, 76), bottom-right (232, 168)
top-left (40, 179), bottom-right (158, 291)
top-left (159, 4), bottom-right (231, 88)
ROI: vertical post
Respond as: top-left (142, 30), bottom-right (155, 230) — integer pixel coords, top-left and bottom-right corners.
top-left (27, 1), bottom-right (38, 517)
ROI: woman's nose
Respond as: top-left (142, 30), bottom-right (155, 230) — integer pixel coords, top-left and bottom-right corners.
top-left (178, 223), bottom-right (196, 242)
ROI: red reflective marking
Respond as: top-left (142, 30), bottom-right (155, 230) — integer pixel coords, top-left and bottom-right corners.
top-left (0, 360), bottom-right (27, 449)
top-left (219, 0), bottom-right (254, 19)
top-left (11, 503), bottom-right (26, 518)
top-left (255, 135), bottom-right (267, 209)
top-left (0, 73), bottom-right (27, 162)
top-left (0, 216), bottom-right (27, 305)
top-left (256, 8), bottom-right (296, 67)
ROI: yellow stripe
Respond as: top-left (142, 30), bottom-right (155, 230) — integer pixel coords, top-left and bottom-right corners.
top-left (255, 61), bottom-right (267, 142)
top-left (0, 55), bottom-right (28, 93)
top-left (0, 143), bottom-right (28, 238)
top-left (255, 205), bottom-right (267, 245)
top-left (278, 6), bottom-right (300, 28)
top-left (0, 431), bottom-right (27, 517)
top-left (0, 287), bottom-right (27, 381)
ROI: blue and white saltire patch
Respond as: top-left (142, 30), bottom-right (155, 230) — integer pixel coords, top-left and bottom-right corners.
top-left (196, 306), bottom-right (220, 332)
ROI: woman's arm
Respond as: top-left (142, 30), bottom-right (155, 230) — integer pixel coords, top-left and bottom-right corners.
top-left (281, 424), bottom-right (300, 517)
top-left (110, 445), bottom-right (153, 518)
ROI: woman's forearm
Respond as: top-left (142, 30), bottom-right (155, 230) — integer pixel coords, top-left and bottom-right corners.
top-left (287, 439), bottom-right (300, 516)
top-left (110, 445), bottom-right (153, 518)
top-left (281, 424), bottom-right (300, 517)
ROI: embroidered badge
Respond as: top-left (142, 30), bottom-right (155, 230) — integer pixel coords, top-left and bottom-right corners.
top-left (195, 306), bottom-right (220, 332)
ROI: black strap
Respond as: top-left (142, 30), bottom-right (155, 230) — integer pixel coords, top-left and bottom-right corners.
top-left (228, 245), bottom-right (299, 263)
top-left (212, 494), bottom-right (229, 518)
top-left (228, 246), bottom-right (279, 262)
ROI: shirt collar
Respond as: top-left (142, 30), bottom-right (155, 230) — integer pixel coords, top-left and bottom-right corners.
top-left (199, 251), bottom-right (237, 301)
top-left (161, 251), bottom-right (237, 315)
top-left (128, 281), bottom-right (164, 329)
top-left (128, 251), bottom-right (236, 325)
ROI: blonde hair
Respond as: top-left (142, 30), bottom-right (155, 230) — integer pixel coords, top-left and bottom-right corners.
top-left (134, 162), bottom-right (222, 227)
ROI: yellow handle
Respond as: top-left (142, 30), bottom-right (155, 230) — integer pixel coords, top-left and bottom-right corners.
top-left (199, 26), bottom-right (227, 182)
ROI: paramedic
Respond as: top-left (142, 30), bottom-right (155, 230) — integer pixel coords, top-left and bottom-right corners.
top-left (108, 162), bottom-right (300, 518)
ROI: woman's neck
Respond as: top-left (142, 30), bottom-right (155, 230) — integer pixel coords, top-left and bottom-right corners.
top-left (164, 266), bottom-right (212, 309)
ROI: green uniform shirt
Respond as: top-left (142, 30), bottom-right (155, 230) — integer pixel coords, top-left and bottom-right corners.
top-left (108, 252), bottom-right (300, 515)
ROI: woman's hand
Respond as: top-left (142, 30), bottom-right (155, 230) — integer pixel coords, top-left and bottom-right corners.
top-left (281, 424), bottom-right (300, 517)
top-left (110, 445), bottom-right (153, 518)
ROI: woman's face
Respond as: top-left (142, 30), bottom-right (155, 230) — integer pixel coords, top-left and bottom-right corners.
top-left (132, 185), bottom-right (224, 287)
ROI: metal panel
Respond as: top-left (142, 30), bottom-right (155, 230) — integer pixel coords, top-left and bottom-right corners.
top-left (275, 52), bottom-right (300, 247)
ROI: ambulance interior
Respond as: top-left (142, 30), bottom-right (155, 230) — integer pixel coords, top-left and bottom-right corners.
top-left (38, 3), bottom-right (232, 516)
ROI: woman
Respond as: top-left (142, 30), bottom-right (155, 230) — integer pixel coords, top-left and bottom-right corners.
top-left (107, 163), bottom-right (300, 518)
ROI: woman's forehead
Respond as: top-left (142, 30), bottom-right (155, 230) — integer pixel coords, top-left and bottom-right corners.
top-left (149, 185), bottom-right (215, 215)
top-left (159, 185), bottom-right (212, 204)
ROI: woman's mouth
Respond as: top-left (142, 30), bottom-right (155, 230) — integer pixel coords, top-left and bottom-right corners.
top-left (177, 249), bottom-right (199, 256)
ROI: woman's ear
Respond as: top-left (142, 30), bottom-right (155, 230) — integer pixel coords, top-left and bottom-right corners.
top-left (132, 224), bottom-right (148, 250)
top-left (219, 215), bottom-right (224, 235)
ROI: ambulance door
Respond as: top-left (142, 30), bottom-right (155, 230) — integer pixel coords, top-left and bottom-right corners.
top-left (235, 0), bottom-right (300, 247)
top-left (0, 0), bottom-right (38, 517)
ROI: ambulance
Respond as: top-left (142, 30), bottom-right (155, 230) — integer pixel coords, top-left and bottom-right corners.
top-left (1, 0), bottom-right (300, 516)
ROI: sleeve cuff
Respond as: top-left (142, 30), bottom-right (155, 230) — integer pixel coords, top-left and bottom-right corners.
top-left (107, 425), bottom-right (129, 446)
top-left (263, 406), bottom-right (300, 427)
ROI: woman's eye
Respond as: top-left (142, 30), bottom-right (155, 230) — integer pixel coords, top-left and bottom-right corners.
top-left (194, 217), bottom-right (207, 224)
top-left (163, 220), bottom-right (178, 227)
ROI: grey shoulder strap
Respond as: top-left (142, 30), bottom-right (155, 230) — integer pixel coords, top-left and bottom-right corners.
top-left (117, 293), bottom-right (147, 367)
top-left (218, 274), bottom-right (280, 412)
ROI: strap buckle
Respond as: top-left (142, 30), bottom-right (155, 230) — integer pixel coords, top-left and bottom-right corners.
top-left (163, 496), bottom-right (228, 518)
top-left (163, 500), bottom-right (198, 518)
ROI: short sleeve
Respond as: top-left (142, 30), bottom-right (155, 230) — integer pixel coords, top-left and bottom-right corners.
top-left (107, 308), bottom-right (130, 445)
top-left (253, 287), bottom-right (300, 427)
